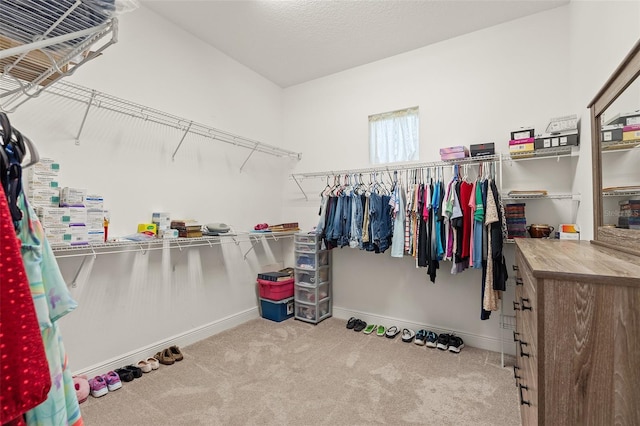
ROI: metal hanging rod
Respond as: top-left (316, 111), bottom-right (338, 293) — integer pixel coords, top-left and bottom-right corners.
top-left (290, 154), bottom-right (501, 179)
top-left (42, 81), bottom-right (302, 160)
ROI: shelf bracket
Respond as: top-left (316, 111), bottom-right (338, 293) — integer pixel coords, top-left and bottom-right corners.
top-left (239, 142), bottom-right (259, 173)
top-left (171, 121), bottom-right (193, 161)
top-left (70, 246), bottom-right (95, 288)
top-left (291, 175), bottom-right (308, 201)
top-left (243, 239), bottom-right (259, 260)
top-left (75, 90), bottom-right (96, 145)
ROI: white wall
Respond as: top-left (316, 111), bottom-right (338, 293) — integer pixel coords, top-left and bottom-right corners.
top-left (568, 1), bottom-right (640, 236)
top-left (282, 4), bottom-right (613, 354)
top-left (10, 5), bottom-right (295, 372)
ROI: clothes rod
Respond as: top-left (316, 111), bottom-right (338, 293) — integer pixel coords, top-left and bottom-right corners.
top-left (291, 154), bottom-right (502, 179)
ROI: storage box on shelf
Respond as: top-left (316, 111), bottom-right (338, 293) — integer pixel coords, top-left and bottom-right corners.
top-left (293, 233), bottom-right (332, 324)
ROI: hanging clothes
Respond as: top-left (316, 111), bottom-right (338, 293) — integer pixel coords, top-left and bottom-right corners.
top-left (390, 179), bottom-right (405, 258)
top-left (17, 195), bottom-right (83, 426)
top-left (0, 186), bottom-right (51, 426)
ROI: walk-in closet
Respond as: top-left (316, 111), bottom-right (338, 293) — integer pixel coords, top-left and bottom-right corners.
top-left (2, 1), bottom-right (639, 425)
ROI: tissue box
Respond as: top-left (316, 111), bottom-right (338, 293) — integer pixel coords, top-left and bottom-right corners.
top-left (137, 223), bottom-right (157, 235)
top-left (84, 194), bottom-right (104, 210)
top-left (159, 228), bottom-right (179, 239)
top-left (37, 207), bottom-right (70, 227)
top-left (152, 212), bottom-right (171, 230)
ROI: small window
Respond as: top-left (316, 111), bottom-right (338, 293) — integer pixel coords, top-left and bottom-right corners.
top-left (369, 106), bottom-right (419, 164)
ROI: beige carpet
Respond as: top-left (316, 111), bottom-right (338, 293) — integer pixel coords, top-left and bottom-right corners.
top-left (80, 317), bottom-right (520, 425)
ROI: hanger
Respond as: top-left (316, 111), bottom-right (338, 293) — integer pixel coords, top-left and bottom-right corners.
top-left (0, 112), bottom-right (39, 169)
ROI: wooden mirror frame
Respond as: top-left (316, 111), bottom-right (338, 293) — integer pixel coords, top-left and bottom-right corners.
top-left (588, 38), bottom-right (640, 257)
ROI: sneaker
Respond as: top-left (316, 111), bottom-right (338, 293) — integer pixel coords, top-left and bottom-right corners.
top-left (436, 333), bottom-right (451, 350)
top-left (414, 329), bottom-right (427, 346)
top-left (425, 331), bottom-right (439, 348)
top-left (88, 376), bottom-right (108, 398)
top-left (448, 336), bottom-right (465, 353)
top-left (102, 371), bottom-right (122, 391)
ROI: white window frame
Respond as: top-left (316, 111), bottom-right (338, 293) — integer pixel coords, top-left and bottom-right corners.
top-left (369, 106), bottom-right (419, 164)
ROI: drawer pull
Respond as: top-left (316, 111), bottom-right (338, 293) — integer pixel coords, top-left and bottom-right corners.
top-left (512, 265), bottom-right (519, 271)
top-left (513, 301), bottom-right (521, 311)
top-left (513, 365), bottom-right (521, 380)
top-left (519, 384), bottom-right (531, 406)
top-left (513, 331), bottom-right (520, 342)
top-left (521, 298), bottom-right (532, 311)
top-left (515, 277), bottom-right (523, 286)
top-left (519, 341), bottom-right (530, 358)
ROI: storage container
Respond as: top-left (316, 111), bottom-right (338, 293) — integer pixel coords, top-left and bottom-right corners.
top-left (295, 299), bottom-right (331, 324)
top-left (295, 266), bottom-right (329, 285)
top-left (260, 297), bottom-right (294, 322)
top-left (258, 278), bottom-right (294, 301)
top-left (295, 281), bottom-right (330, 304)
top-left (295, 250), bottom-right (329, 270)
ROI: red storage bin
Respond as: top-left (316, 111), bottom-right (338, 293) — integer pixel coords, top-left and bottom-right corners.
top-left (258, 278), bottom-right (294, 301)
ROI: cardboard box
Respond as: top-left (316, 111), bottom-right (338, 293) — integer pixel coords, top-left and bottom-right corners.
top-left (68, 207), bottom-right (87, 226)
top-left (69, 225), bottom-right (88, 246)
top-left (622, 124), bottom-right (640, 141)
top-left (87, 228), bottom-right (105, 243)
top-left (559, 232), bottom-right (580, 240)
top-left (509, 142), bottom-right (535, 153)
top-left (470, 143), bottom-right (495, 157)
top-left (0, 34), bottom-right (69, 87)
top-left (25, 170), bottom-right (59, 189)
top-left (605, 111), bottom-right (640, 127)
top-left (601, 125), bottom-right (623, 143)
top-left (87, 210), bottom-right (108, 229)
top-left (159, 228), bottom-right (179, 239)
top-left (137, 223), bottom-right (157, 235)
top-left (152, 212), bottom-right (171, 230)
top-left (59, 187), bottom-right (86, 207)
top-left (37, 207), bottom-right (70, 227)
top-left (510, 128), bottom-right (535, 140)
top-left (44, 227), bottom-right (72, 246)
top-left (534, 132), bottom-right (579, 149)
top-left (32, 158), bottom-right (60, 175)
top-left (84, 194), bottom-right (104, 210)
top-left (27, 188), bottom-right (60, 207)
top-left (439, 146), bottom-right (469, 160)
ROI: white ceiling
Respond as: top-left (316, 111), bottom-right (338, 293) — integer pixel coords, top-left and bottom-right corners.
top-left (142, 0), bottom-right (568, 88)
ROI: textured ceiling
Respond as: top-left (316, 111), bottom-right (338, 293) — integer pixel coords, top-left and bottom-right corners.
top-left (142, 0), bottom-right (568, 88)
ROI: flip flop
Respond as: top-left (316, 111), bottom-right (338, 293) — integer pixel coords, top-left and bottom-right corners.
top-left (346, 317), bottom-right (357, 329)
top-left (376, 325), bottom-right (386, 336)
top-left (363, 324), bottom-right (376, 334)
top-left (353, 319), bottom-right (367, 332)
top-left (385, 326), bottom-right (400, 338)
top-left (401, 328), bottom-right (416, 343)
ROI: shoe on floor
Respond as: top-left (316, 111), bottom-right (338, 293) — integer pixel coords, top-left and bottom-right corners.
top-left (436, 333), bottom-right (452, 350)
top-left (102, 371), bottom-right (122, 391)
top-left (156, 349), bottom-right (175, 365)
top-left (448, 335), bottom-right (465, 353)
top-left (363, 324), bottom-right (376, 334)
top-left (88, 376), bottom-right (108, 398)
top-left (169, 345), bottom-right (184, 361)
top-left (346, 317), bottom-right (357, 329)
top-left (401, 328), bottom-right (416, 343)
top-left (353, 319), bottom-right (367, 332)
top-left (136, 359), bottom-right (152, 373)
top-left (414, 329), bottom-right (427, 346)
top-left (375, 325), bottom-right (386, 336)
top-left (124, 365), bottom-right (143, 378)
top-left (425, 331), bottom-right (439, 348)
top-left (73, 376), bottom-right (90, 403)
top-left (385, 326), bottom-right (400, 338)
top-left (146, 357), bottom-right (160, 370)
top-left (115, 368), bottom-right (134, 382)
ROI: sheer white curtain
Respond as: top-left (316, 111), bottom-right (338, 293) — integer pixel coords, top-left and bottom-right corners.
top-left (369, 107), bottom-right (419, 164)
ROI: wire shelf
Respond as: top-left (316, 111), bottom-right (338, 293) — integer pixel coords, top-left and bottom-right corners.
top-left (603, 190), bottom-right (640, 197)
top-left (501, 314), bottom-right (516, 331)
top-left (51, 231), bottom-right (297, 259)
top-left (601, 139), bottom-right (640, 152)
top-left (503, 193), bottom-right (579, 201)
top-left (508, 146), bottom-right (576, 161)
top-left (0, 0), bottom-right (119, 112)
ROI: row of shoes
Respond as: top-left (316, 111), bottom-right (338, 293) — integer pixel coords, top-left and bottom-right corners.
top-left (72, 346), bottom-right (184, 403)
top-left (346, 317), bottom-right (465, 353)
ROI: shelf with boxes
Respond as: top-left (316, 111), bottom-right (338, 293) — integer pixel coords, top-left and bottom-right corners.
top-left (294, 233), bottom-right (332, 324)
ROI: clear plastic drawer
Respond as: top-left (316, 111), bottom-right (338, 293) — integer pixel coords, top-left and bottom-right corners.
top-left (295, 266), bottom-right (329, 285)
top-left (295, 282), bottom-right (330, 304)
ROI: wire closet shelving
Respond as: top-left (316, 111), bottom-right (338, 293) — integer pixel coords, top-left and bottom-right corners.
top-left (0, 0), bottom-right (119, 112)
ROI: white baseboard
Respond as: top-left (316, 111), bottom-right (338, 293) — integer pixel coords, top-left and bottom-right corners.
top-left (76, 307), bottom-right (259, 378)
top-left (333, 306), bottom-right (516, 356)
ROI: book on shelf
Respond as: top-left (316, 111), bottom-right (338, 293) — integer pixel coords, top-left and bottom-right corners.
top-left (257, 271), bottom-right (293, 282)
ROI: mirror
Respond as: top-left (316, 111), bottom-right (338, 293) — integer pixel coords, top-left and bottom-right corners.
top-left (589, 38), bottom-right (640, 256)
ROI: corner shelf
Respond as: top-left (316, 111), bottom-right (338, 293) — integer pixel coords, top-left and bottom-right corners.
top-left (601, 140), bottom-right (640, 153)
top-left (503, 193), bottom-right (580, 201)
top-left (508, 146), bottom-right (577, 162)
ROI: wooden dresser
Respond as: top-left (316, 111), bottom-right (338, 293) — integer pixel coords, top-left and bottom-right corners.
top-left (514, 239), bottom-right (640, 425)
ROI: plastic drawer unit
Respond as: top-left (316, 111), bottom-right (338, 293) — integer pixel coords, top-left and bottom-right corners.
top-left (293, 232), bottom-right (332, 325)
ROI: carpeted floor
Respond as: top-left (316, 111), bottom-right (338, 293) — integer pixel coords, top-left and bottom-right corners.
top-left (80, 317), bottom-right (520, 425)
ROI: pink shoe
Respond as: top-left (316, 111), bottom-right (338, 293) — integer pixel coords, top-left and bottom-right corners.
top-left (101, 371), bottom-right (122, 391)
top-left (88, 376), bottom-right (108, 398)
top-left (73, 376), bottom-right (90, 403)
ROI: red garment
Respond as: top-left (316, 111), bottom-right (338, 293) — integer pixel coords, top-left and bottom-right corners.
top-left (0, 186), bottom-right (51, 424)
top-left (460, 181), bottom-right (473, 258)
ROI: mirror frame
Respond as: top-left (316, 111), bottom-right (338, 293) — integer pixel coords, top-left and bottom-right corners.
top-left (588, 38), bottom-right (640, 257)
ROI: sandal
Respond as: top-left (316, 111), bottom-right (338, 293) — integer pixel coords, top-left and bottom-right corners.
top-left (401, 328), bottom-right (416, 343)
top-left (146, 357), bottom-right (160, 370)
top-left (385, 326), bottom-right (400, 338)
top-left (353, 319), bottom-right (367, 332)
top-left (115, 368), bottom-right (134, 382)
top-left (346, 317), bottom-right (357, 329)
top-left (124, 365), bottom-right (143, 378)
top-left (363, 324), bottom-right (376, 334)
top-left (155, 349), bottom-right (175, 366)
top-left (169, 345), bottom-right (184, 361)
top-left (376, 325), bottom-right (386, 336)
